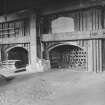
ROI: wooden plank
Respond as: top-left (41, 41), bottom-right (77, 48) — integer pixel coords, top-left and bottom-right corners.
top-left (95, 9), bottom-right (98, 30)
top-left (41, 1), bottom-right (104, 15)
top-left (98, 9), bottom-right (102, 29)
top-left (0, 36), bottom-right (30, 44)
top-left (27, 43), bottom-right (31, 64)
top-left (29, 11), bottom-right (39, 71)
top-left (83, 11), bottom-right (87, 31)
top-left (41, 30), bottom-right (105, 42)
top-left (92, 8), bottom-right (96, 30)
top-left (89, 9), bottom-right (92, 31)
top-left (42, 32), bottom-right (90, 41)
top-left (0, 47), bottom-right (2, 62)
top-left (96, 40), bottom-right (99, 72)
top-left (93, 40), bottom-right (96, 72)
top-left (0, 10), bottom-right (30, 23)
top-left (86, 10), bottom-right (89, 31)
top-left (80, 11), bottom-right (83, 31)
top-left (103, 9), bottom-right (105, 28)
top-left (99, 40), bottom-right (102, 72)
top-left (76, 11), bottom-right (80, 31)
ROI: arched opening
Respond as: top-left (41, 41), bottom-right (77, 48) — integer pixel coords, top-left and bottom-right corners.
top-left (49, 45), bottom-right (87, 70)
top-left (7, 47), bottom-right (28, 68)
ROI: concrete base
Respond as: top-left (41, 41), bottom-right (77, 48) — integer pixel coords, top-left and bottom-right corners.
top-left (26, 59), bottom-right (50, 72)
top-left (41, 59), bottom-right (50, 71)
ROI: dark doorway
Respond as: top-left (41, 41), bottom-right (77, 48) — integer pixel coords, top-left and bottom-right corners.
top-left (49, 45), bottom-right (87, 70)
top-left (8, 47), bottom-right (28, 68)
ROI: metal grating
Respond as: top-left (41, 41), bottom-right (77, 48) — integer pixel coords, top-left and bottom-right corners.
top-left (49, 45), bottom-right (87, 70)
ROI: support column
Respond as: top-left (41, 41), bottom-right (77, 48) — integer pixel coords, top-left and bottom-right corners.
top-left (0, 46), bottom-right (2, 62)
top-left (94, 39), bottom-right (102, 72)
top-left (45, 49), bottom-right (49, 60)
top-left (29, 11), bottom-right (39, 72)
top-left (93, 40), bottom-right (97, 72)
top-left (28, 43), bottom-right (31, 65)
top-left (43, 43), bottom-right (49, 60)
top-left (88, 40), bottom-right (93, 72)
top-left (99, 40), bottom-right (102, 72)
top-left (88, 39), bottom-right (102, 72)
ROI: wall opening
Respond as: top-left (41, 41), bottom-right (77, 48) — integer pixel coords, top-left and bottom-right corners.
top-left (49, 45), bottom-right (87, 70)
top-left (7, 47), bottom-right (28, 68)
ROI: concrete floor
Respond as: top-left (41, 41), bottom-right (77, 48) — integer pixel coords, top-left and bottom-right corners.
top-left (0, 69), bottom-right (105, 105)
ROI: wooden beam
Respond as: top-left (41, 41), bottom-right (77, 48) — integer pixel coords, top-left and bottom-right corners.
top-left (41, 0), bottom-right (104, 15)
top-left (41, 32), bottom-right (90, 42)
top-left (88, 40), bottom-right (93, 72)
top-left (29, 11), bottom-right (38, 71)
top-left (0, 9), bottom-right (30, 23)
top-left (99, 40), bottom-right (102, 72)
top-left (0, 36), bottom-right (30, 44)
top-left (41, 30), bottom-right (105, 42)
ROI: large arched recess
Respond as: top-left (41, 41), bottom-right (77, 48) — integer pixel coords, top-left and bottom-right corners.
top-left (49, 44), bottom-right (87, 70)
top-left (7, 47), bottom-right (28, 68)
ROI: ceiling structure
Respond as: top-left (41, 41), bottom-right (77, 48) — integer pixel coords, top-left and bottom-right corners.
top-left (0, 0), bottom-right (77, 13)
top-left (0, 0), bottom-right (105, 15)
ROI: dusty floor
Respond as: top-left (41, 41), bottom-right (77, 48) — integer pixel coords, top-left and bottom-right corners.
top-left (0, 69), bottom-right (105, 105)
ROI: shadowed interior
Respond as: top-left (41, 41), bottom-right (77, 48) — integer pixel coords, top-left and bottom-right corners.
top-left (8, 47), bottom-right (28, 68)
top-left (49, 45), bottom-right (87, 70)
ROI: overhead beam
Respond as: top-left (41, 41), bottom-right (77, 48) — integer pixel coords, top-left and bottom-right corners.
top-left (41, 30), bottom-right (105, 42)
top-left (0, 36), bottom-right (30, 44)
top-left (41, 0), bottom-right (105, 15)
top-left (0, 9), bottom-right (30, 23)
